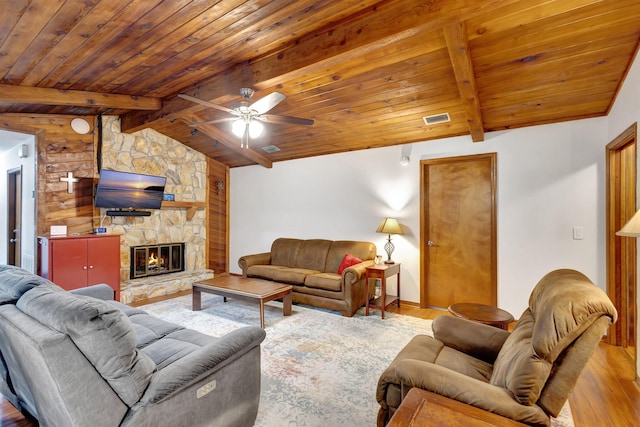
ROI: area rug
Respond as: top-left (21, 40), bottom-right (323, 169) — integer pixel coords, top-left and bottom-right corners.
top-left (139, 294), bottom-right (574, 426)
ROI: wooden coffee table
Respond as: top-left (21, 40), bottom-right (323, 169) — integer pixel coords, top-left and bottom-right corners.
top-left (388, 388), bottom-right (527, 426)
top-left (192, 275), bottom-right (292, 328)
top-left (448, 302), bottom-right (514, 330)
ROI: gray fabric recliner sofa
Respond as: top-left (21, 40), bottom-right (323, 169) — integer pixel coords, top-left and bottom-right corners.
top-left (0, 265), bottom-right (266, 427)
top-left (239, 238), bottom-right (377, 317)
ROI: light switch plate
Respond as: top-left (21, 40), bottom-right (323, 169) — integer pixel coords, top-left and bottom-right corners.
top-left (572, 226), bottom-right (584, 240)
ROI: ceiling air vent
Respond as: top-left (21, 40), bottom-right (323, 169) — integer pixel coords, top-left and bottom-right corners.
top-left (423, 113), bottom-right (451, 125)
top-left (261, 145), bottom-right (281, 153)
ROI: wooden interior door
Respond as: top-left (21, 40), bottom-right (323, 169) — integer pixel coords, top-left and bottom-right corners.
top-left (7, 167), bottom-right (22, 267)
top-left (420, 153), bottom-right (497, 308)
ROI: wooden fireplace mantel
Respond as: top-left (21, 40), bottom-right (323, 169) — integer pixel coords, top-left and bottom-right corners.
top-left (161, 201), bottom-right (206, 220)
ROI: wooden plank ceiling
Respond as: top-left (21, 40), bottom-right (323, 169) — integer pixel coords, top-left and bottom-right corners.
top-left (1, 0), bottom-right (638, 168)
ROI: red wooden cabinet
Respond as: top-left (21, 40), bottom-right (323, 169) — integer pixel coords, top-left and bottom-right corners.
top-left (38, 234), bottom-right (121, 301)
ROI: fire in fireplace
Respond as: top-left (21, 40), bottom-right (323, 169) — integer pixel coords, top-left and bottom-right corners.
top-left (130, 243), bottom-right (185, 279)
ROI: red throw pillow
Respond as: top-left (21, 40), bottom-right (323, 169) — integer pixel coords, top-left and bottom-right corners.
top-left (337, 253), bottom-right (363, 275)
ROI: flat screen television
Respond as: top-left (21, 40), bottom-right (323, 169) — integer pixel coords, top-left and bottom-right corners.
top-left (95, 169), bottom-right (166, 215)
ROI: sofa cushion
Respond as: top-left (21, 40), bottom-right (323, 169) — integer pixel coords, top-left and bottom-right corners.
top-left (17, 286), bottom-right (156, 407)
top-left (295, 239), bottom-right (332, 271)
top-left (247, 264), bottom-right (287, 281)
top-left (304, 273), bottom-right (342, 292)
top-left (142, 329), bottom-right (219, 369)
top-left (490, 309), bottom-right (551, 405)
top-left (270, 238), bottom-right (303, 267)
top-left (272, 268), bottom-right (320, 284)
top-left (337, 253), bottom-right (362, 275)
top-left (436, 346), bottom-right (493, 383)
top-left (111, 301), bottom-right (186, 349)
top-left (0, 265), bottom-right (57, 305)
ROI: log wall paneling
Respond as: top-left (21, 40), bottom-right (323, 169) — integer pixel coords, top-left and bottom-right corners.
top-left (207, 157), bottom-right (229, 275)
top-left (0, 114), bottom-right (97, 236)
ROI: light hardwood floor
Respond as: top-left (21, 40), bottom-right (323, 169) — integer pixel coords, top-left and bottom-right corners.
top-left (1, 296), bottom-right (638, 426)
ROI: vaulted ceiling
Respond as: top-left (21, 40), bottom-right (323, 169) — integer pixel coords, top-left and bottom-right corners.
top-left (1, 0), bottom-right (639, 168)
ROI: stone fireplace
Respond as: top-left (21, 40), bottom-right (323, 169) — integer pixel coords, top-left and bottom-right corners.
top-left (130, 243), bottom-right (185, 279)
top-left (100, 116), bottom-right (213, 303)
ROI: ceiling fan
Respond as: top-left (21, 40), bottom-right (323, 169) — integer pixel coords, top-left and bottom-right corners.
top-left (179, 88), bottom-right (314, 149)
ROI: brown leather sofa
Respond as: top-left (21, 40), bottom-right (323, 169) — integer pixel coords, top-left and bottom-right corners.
top-left (238, 238), bottom-right (376, 316)
top-left (376, 269), bottom-right (617, 426)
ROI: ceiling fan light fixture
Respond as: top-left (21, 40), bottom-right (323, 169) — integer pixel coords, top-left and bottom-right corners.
top-left (232, 118), bottom-right (264, 138)
top-left (181, 89), bottom-right (313, 146)
top-left (249, 120), bottom-right (264, 138)
top-left (231, 119), bottom-right (246, 137)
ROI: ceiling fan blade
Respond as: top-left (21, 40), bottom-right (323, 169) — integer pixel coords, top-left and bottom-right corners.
top-left (250, 92), bottom-right (286, 114)
top-left (188, 117), bottom-right (237, 127)
top-left (257, 114), bottom-right (314, 126)
top-left (178, 94), bottom-right (238, 115)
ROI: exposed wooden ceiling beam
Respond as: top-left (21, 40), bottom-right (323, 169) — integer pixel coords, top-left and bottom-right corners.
top-left (121, 0), bottom-right (521, 134)
top-left (443, 22), bottom-right (484, 142)
top-left (0, 84), bottom-right (160, 110)
top-left (181, 113), bottom-right (272, 168)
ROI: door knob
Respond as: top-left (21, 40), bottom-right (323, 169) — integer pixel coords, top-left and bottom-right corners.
top-left (427, 240), bottom-right (439, 247)
top-left (9, 238), bottom-right (17, 243)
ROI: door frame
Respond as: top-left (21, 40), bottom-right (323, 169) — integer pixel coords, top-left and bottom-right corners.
top-left (0, 123), bottom-right (41, 270)
top-left (606, 122), bottom-right (637, 353)
top-left (419, 152), bottom-right (498, 308)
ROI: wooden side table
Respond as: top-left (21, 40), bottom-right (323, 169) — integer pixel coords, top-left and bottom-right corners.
top-left (365, 263), bottom-right (400, 319)
top-left (448, 302), bottom-right (514, 330)
top-left (388, 388), bottom-right (527, 426)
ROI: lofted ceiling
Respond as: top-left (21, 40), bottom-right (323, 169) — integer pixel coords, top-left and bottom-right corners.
top-left (0, 0), bottom-right (639, 168)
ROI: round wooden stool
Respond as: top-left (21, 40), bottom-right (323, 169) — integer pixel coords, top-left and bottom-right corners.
top-left (448, 302), bottom-right (514, 330)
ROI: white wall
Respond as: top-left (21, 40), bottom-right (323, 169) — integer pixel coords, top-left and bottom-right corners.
top-left (0, 135), bottom-right (37, 271)
top-left (230, 115), bottom-right (608, 317)
top-left (607, 50), bottom-right (640, 376)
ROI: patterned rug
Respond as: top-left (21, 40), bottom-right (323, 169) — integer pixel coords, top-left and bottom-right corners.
top-left (139, 294), bottom-right (574, 426)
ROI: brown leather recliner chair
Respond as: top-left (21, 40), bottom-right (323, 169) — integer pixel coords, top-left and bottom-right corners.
top-left (376, 269), bottom-right (617, 427)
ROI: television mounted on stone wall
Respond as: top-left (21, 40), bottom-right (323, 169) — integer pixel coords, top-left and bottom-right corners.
top-left (94, 169), bottom-right (167, 216)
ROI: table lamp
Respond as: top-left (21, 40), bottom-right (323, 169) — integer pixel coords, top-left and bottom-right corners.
top-left (616, 208), bottom-right (640, 236)
top-left (376, 218), bottom-right (403, 264)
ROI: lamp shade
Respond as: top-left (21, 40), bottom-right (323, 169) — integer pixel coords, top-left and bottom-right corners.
top-left (232, 118), bottom-right (264, 138)
top-left (376, 218), bottom-right (403, 235)
top-left (231, 119), bottom-right (246, 137)
top-left (617, 209), bottom-right (640, 236)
